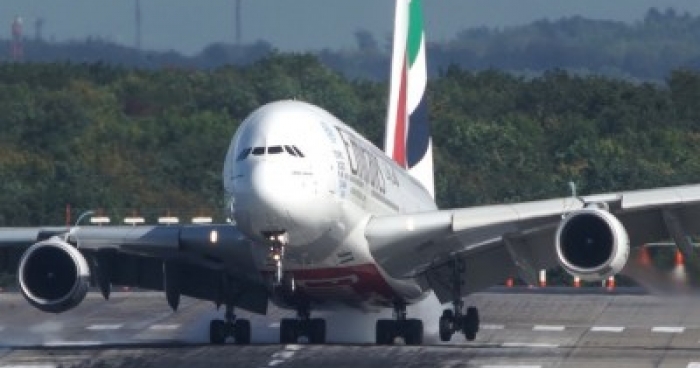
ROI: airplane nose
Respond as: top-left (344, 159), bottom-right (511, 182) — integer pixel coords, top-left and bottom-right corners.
top-left (245, 162), bottom-right (291, 229)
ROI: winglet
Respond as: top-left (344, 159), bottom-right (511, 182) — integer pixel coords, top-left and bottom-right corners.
top-left (384, 0), bottom-right (434, 199)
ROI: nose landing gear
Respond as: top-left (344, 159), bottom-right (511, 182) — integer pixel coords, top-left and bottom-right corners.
top-left (267, 232), bottom-right (288, 286)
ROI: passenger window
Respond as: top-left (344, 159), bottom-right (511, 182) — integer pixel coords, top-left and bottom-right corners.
top-left (284, 146), bottom-right (297, 156)
top-left (268, 146), bottom-right (283, 154)
top-left (251, 147), bottom-right (265, 155)
top-left (292, 146), bottom-right (305, 157)
top-left (236, 148), bottom-right (251, 161)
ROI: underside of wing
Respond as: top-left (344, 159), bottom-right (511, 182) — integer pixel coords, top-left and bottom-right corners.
top-left (365, 183), bottom-right (700, 303)
top-left (0, 225), bottom-right (270, 315)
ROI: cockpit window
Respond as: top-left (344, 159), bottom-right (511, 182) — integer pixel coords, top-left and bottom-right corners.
top-left (284, 145), bottom-right (297, 156)
top-left (292, 146), bottom-right (305, 157)
top-left (251, 147), bottom-right (265, 155)
top-left (268, 146), bottom-right (283, 154)
top-left (236, 148), bottom-right (251, 161)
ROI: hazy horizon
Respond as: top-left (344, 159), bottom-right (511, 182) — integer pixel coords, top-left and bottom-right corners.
top-left (0, 1), bottom-right (699, 54)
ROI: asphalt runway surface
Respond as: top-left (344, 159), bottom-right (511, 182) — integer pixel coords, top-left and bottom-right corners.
top-left (0, 289), bottom-right (700, 367)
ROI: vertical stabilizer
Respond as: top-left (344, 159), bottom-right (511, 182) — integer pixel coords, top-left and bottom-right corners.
top-left (384, 0), bottom-right (434, 199)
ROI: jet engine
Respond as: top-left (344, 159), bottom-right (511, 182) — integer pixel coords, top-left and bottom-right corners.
top-left (17, 237), bottom-right (90, 313)
top-left (555, 207), bottom-right (630, 281)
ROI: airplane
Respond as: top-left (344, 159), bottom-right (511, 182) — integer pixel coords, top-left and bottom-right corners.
top-left (3, 0), bottom-right (700, 346)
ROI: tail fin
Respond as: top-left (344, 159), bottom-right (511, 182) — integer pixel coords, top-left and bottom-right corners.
top-left (384, 0), bottom-right (434, 199)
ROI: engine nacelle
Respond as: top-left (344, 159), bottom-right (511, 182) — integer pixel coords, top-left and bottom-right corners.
top-left (555, 207), bottom-right (630, 281)
top-left (18, 237), bottom-right (90, 313)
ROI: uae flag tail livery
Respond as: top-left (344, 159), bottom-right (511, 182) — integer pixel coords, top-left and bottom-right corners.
top-left (384, 0), bottom-right (434, 199)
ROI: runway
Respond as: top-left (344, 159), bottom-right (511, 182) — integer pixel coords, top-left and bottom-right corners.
top-left (0, 289), bottom-right (700, 367)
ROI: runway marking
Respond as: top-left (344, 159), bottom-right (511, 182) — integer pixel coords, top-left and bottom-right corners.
top-left (149, 324), bottom-right (180, 330)
top-left (652, 326), bottom-right (685, 333)
top-left (265, 345), bottom-right (301, 367)
top-left (43, 340), bottom-right (102, 347)
top-left (482, 365), bottom-right (542, 368)
top-left (481, 324), bottom-right (505, 330)
top-left (86, 324), bottom-right (123, 330)
top-left (533, 325), bottom-right (565, 332)
top-left (501, 342), bottom-right (559, 348)
top-left (0, 365), bottom-right (57, 368)
top-left (688, 363), bottom-right (700, 368)
top-left (269, 322), bottom-right (280, 328)
top-left (590, 326), bottom-right (624, 333)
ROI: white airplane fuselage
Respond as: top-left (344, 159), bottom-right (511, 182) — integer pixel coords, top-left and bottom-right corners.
top-left (223, 100), bottom-right (436, 310)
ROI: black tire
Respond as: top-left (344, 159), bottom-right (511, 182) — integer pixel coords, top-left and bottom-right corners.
top-left (439, 311), bottom-right (453, 342)
top-left (463, 306), bottom-right (479, 341)
top-left (404, 319), bottom-right (423, 345)
top-left (375, 319), bottom-right (395, 345)
top-left (209, 319), bottom-right (227, 344)
top-left (234, 319), bottom-right (251, 345)
top-left (280, 318), bottom-right (298, 344)
top-left (309, 318), bottom-right (326, 344)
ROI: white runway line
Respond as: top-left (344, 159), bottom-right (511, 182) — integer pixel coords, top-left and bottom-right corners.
top-left (688, 363), bottom-right (700, 368)
top-left (501, 342), bottom-right (559, 348)
top-left (651, 326), bottom-right (685, 333)
top-left (482, 365), bottom-right (542, 368)
top-left (43, 340), bottom-right (102, 347)
top-left (86, 324), bottom-right (123, 331)
top-left (149, 324), bottom-right (180, 330)
top-left (533, 325), bottom-right (565, 332)
top-left (481, 324), bottom-right (505, 330)
top-left (590, 326), bottom-right (625, 333)
top-left (0, 365), bottom-right (58, 368)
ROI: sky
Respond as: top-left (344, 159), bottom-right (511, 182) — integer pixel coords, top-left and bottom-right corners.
top-left (1, 1), bottom-right (700, 55)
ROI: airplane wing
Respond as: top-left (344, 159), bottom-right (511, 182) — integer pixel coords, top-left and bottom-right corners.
top-left (366, 184), bottom-right (700, 303)
top-left (0, 225), bottom-right (269, 314)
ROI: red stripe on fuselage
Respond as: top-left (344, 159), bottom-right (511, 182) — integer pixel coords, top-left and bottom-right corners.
top-left (392, 57), bottom-right (408, 168)
top-left (267, 264), bottom-right (399, 304)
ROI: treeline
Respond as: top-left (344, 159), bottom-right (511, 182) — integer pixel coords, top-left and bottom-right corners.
top-left (2, 55), bottom-right (700, 227)
top-left (6, 8), bottom-right (700, 82)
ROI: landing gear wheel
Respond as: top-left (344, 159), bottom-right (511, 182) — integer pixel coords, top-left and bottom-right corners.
top-left (234, 319), bottom-right (251, 344)
top-left (375, 319), bottom-right (395, 345)
top-left (309, 318), bottom-right (326, 344)
top-left (463, 306), bottom-right (479, 341)
top-left (280, 318), bottom-right (298, 344)
top-left (210, 319), bottom-right (227, 344)
top-left (403, 319), bottom-right (423, 345)
top-left (439, 309), bottom-right (454, 342)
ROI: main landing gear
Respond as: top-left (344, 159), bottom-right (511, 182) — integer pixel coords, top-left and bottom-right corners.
top-left (438, 258), bottom-right (480, 342)
top-left (280, 301), bottom-right (326, 344)
top-left (209, 304), bottom-right (251, 344)
top-left (375, 302), bottom-right (423, 345)
top-left (439, 300), bottom-right (479, 342)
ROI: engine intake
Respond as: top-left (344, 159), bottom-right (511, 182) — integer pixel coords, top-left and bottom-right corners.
top-left (555, 207), bottom-right (630, 281)
top-left (18, 237), bottom-right (90, 313)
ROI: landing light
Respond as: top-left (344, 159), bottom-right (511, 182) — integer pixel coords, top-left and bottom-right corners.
top-left (124, 217), bottom-right (145, 226)
top-left (90, 216), bottom-right (111, 225)
top-left (158, 216), bottom-right (180, 225)
top-left (192, 216), bottom-right (213, 224)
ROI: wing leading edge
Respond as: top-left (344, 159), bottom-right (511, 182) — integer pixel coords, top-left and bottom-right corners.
top-left (366, 183), bottom-right (700, 303)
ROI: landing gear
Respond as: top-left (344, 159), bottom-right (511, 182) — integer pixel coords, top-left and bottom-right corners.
top-left (279, 303), bottom-right (326, 344)
top-left (375, 302), bottom-right (423, 345)
top-left (267, 232), bottom-right (289, 286)
top-left (438, 301), bottom-right (479, 342)
top-left (438, 258), bottom-right (480, 342)
top-left (209, 305), bottom-right (251, 344)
